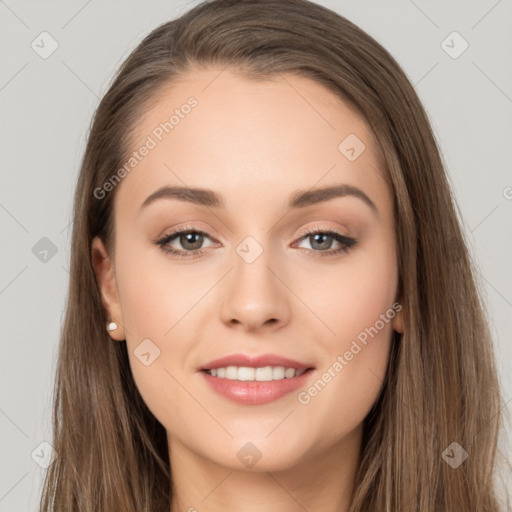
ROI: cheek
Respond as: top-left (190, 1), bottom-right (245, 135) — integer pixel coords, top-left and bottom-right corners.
top-left (294, 231), bottom-right (399, 348)
top-left (293, 236), bottom-right (398, 427)
top-left (114, 235), bottom-right (211, 339)
top-left (112, 241), bottom-right (201, 421)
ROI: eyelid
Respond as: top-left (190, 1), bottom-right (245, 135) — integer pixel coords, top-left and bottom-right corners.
top-left (294, 224), bottom-right (350, 239)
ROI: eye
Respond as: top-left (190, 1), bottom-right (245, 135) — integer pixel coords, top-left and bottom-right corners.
top-left (154, 226), bottom-right (358, 259)
top-left (155, 227), bottom-right (217, 258)
top-left (293, 228), bottom-right (358, 257)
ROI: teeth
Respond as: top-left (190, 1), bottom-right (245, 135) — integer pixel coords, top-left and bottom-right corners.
top-left (272, 366), bottom-right (285, 380)
top-left (255, 366), bottom-right (273, 381)
top-left (284, 368), bottom-right (295, 378)
top-left (238, 367), bottom-right (255, 381)
top-left (226, 366), bottom-right (238, 379)
top-left (206, 366), bottom-right (307, 381)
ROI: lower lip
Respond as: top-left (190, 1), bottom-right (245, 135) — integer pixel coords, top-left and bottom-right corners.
top-left (200, 369), bottom-right (315, 405)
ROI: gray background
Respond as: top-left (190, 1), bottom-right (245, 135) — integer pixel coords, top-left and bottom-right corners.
top-left (1, 0), bottom-right (511, 509)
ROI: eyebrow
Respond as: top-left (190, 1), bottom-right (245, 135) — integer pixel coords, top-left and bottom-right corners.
top-left (139, 184), bottom-right (378, 215)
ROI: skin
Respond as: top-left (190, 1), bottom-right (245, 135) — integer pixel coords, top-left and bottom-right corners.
top-left (92, 66), bottom-right (404, 512)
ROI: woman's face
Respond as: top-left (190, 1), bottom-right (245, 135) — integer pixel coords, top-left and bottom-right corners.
top-left (93, 66), bottom-right (403, 472)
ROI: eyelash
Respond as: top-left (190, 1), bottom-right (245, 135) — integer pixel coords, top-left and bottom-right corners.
top-left (154, 225), bottom-right (358, 259)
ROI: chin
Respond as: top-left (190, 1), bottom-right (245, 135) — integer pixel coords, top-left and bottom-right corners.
top-left (201, 436), bottom-right (314, 473)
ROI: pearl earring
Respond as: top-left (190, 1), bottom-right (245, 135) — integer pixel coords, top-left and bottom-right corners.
top-left (107, 321), bottom-right (118, 332)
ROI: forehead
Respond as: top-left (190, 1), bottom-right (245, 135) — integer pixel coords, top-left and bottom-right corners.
top-left (116, 66), bottom-right (390, 220)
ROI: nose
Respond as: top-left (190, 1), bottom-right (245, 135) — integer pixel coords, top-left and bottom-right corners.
top-left (219, 245), bottom-right (291, 333)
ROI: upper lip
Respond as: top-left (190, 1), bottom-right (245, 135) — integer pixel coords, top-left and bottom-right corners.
top-left (199, 353), bottom-right (314, 371)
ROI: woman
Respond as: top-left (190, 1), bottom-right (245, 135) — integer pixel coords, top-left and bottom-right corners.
top-left (40, 0), bottom-right (509, 510)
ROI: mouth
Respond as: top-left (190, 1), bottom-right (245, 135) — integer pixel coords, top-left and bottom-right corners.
top-left (199, 353), bottom-right (315, 405)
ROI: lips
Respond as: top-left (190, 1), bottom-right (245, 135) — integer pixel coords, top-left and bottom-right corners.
top-left (198, 353), bottom-right (315, 405)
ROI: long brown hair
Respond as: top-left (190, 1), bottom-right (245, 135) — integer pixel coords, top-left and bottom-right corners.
top-left (40, 0), bottom-right (509, 510)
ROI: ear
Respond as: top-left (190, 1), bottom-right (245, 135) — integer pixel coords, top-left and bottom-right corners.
top-left (392, 295), bottom-right (404, 334)
top-left (91, 236), bottom-right (125, 341)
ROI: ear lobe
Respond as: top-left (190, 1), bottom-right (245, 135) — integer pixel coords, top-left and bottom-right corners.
top-left (392, 298), bottom-right (404, 334)
top-left (393, 310), bottom-right (404, 334)
top-left (91, 236), bottom-right (125, 340)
